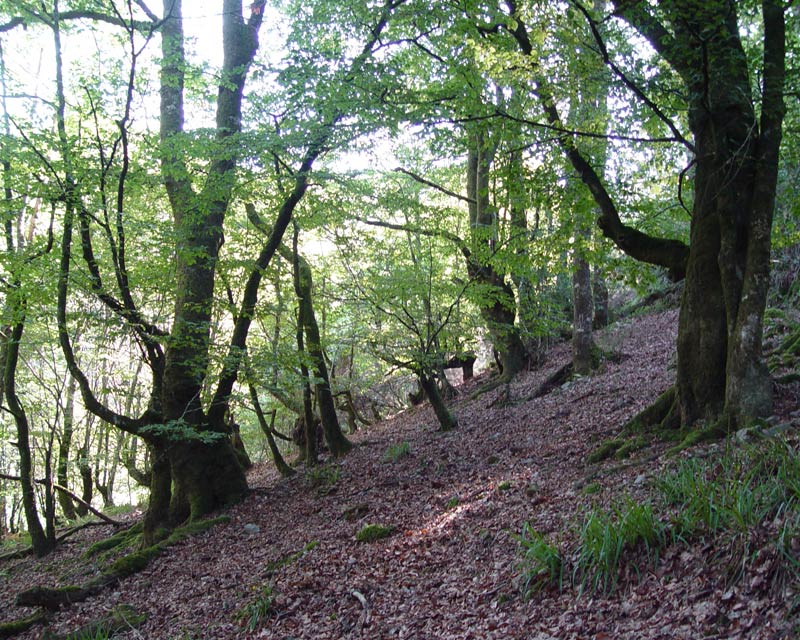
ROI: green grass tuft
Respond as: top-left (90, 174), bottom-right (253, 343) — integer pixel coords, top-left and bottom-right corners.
top-left (514, 523), bottom-right (563, 597)
top-left (383, 441), bottom-right (411, 462)
top-left (237, 585), bottom-right (275, 633)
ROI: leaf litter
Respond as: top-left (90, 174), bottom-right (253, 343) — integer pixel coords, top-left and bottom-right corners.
top-left (2, 308), bottom-right (799, 639)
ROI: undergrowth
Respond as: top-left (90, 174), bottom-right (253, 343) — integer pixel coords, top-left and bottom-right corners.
top-left (237, 585), bottom-right (276, 633)
top-left (383, 441), bottom-right (411, 462)
top-left (517, 438), bottom-right (800, 599)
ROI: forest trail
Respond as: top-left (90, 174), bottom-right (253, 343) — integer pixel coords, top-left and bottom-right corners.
top-left (2, 308), bottom-right (799, 639)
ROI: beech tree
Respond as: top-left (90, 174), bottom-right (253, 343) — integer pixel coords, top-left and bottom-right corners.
top-left (1, 0), bottom-right (405, 541)
top-left (494, 0), bottom-right (787, 431)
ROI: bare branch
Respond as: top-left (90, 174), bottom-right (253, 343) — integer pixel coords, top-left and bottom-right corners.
top-left (394, 167), bottom-right (475, 204)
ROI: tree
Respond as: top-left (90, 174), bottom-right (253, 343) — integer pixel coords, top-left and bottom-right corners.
top-left (501, 0), bottom-right (787, 431)
top-left (0, 0), bottom-right (405, 541)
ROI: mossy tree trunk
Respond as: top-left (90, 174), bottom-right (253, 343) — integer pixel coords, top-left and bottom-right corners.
top-left (418, 372), bottom-right (458, 431)
top-left (507, 0), bottom-right (786, 431)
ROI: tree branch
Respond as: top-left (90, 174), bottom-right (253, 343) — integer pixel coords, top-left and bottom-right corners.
top-left (394, 167), bottom-right (476, 204)
top-left (504, 4), bottom-right (689, 280)
top-left (571, 0), bottom-right (694, 152)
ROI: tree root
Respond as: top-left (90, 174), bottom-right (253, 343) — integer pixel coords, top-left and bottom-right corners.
top-left (470, 373), bottom-right (513, 401)
top-left (15, 516), bottom-right (229, 610)
top-left (623, 386), bottom-right (680, 433)
top-left (0, 609), bottom-right (47, 638)
top-left (526, 362), bottom-right (573, 401)
top-left (583, 387), bottom-right (678, 465)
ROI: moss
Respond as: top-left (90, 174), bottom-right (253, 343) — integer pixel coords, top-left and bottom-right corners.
top-left (668, 421), bottom-right (727, 454)
top-left (106, 516), bottom-right (230, 579)
top-left (581, 482), bottom-right (602, 495)
top-left (613, 435), bottom-right (648, 459)
top-left (84, 522), bottom-right (143, 559)
top-left (355, 524), bottom-right (394, 543)
top-left (0, 609), bottom-right (46, 638)
top-left (15, 584), bottom-right (88, 609)
top-left (264, 541), bottom-right (319, 575)
top-left (166, 516), bottom-right (230, 544)
top-left (108, 547), bottom-right (160, 578)
top-left (498, 481), bottom-right (512, 491)
top-left (587, 438), bottom-right (624, 464)
top-left (624, 387), bottom-right (679, 433)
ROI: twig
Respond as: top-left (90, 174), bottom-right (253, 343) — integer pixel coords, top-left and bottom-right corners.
top-left (351, 589), bottom-right (370, 632)
top-left (0, 473), bottom-right (123, 526)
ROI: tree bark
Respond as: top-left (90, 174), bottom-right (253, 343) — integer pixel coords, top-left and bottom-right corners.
top-left (508, 0), bottom-right (785, 430)
top-left (592, 268), bottom-right (609, 329)
top-left (290, 229), bottom-right (352, 457)
top-left (614, 0), bottom-right (785, 430)
top-left (467, 133), bottom-right (527, 377)
top-left (418, 372), bottom-right (458, 431)
top-left (3, 317), bottom-right (53, 556)
top-left (56, 373), bottom-right (78, 520)
top-left (572, 256), bottom-right (594, 376)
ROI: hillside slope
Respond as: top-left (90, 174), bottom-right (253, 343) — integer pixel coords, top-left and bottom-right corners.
top-left (3, 309), bottom-right (799, 639)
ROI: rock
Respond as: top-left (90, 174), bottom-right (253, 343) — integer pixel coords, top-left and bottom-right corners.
top-left (243, 523), bottom-right (260, 535)
top-left (764, 423), bottom-right (793, 438)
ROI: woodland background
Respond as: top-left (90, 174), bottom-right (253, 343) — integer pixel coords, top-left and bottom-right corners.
top-left (0, 0), bottom-right (799, 637)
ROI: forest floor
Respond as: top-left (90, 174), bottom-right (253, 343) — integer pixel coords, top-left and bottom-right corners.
top-left (2, 308), bottom-right (800, 639)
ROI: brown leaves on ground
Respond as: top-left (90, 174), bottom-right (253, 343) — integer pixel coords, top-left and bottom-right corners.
top-left (2, 309), bottom-right (799, 639)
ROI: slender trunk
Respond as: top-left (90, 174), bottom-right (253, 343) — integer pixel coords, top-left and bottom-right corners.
top-left (467, 133), bottom-right (527, 377)
top-left (296, 291), bottom-right (318, 466)
top-left (250, 384), bottom-right (294, 476)
top-left (56, 373), bottom-right (78, 520)
top-left (75, 445), bottom-right (92, 518)
top-left (418, 373), bottom-right (458, 431)
top-left (572, 256), bottom-right (594, 375)
top-left (3, 318), bottom-right (52, 556)
top-left (291, 229), bottom-right (351, 457)
top-left (592, 268), bottom-right (609, 329)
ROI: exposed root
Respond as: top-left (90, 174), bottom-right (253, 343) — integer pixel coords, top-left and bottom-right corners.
top-left (0, 609), bottom-right (47, 638)
top-left (470, 373), bottom-right (513, 401)
top-left (15, 516), bottom-right (229, 610)
top-left (526, 362), bottom-right (573, 402)
top-left (624, 386), bottom-right (680, 433)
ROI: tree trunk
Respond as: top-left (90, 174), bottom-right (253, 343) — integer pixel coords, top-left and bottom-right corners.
top-left (467, 133), bottom-right (527, 378)
top-left (508, 0), bottom-right (785, 431)
top-left (3, 319), bottom-right (53, 556)
top-left (592, 268), bottom-right (609, 329)
top-left (145, 0), bottom-right (262, 536)
top-left (56, 364), bottom-right (78, 521)
top-left (418, 373), bottom-right (458, 431)
top-left (572, 256), bottom-right (594, 376)
top-left (655, 0), bottom-right (783, 430)
top-left (75, 446), bottom-right (93, 518)
top-left (290, 229), bottom-right (351, 457)
top-left (249, 384), bottom-right (294, 476)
